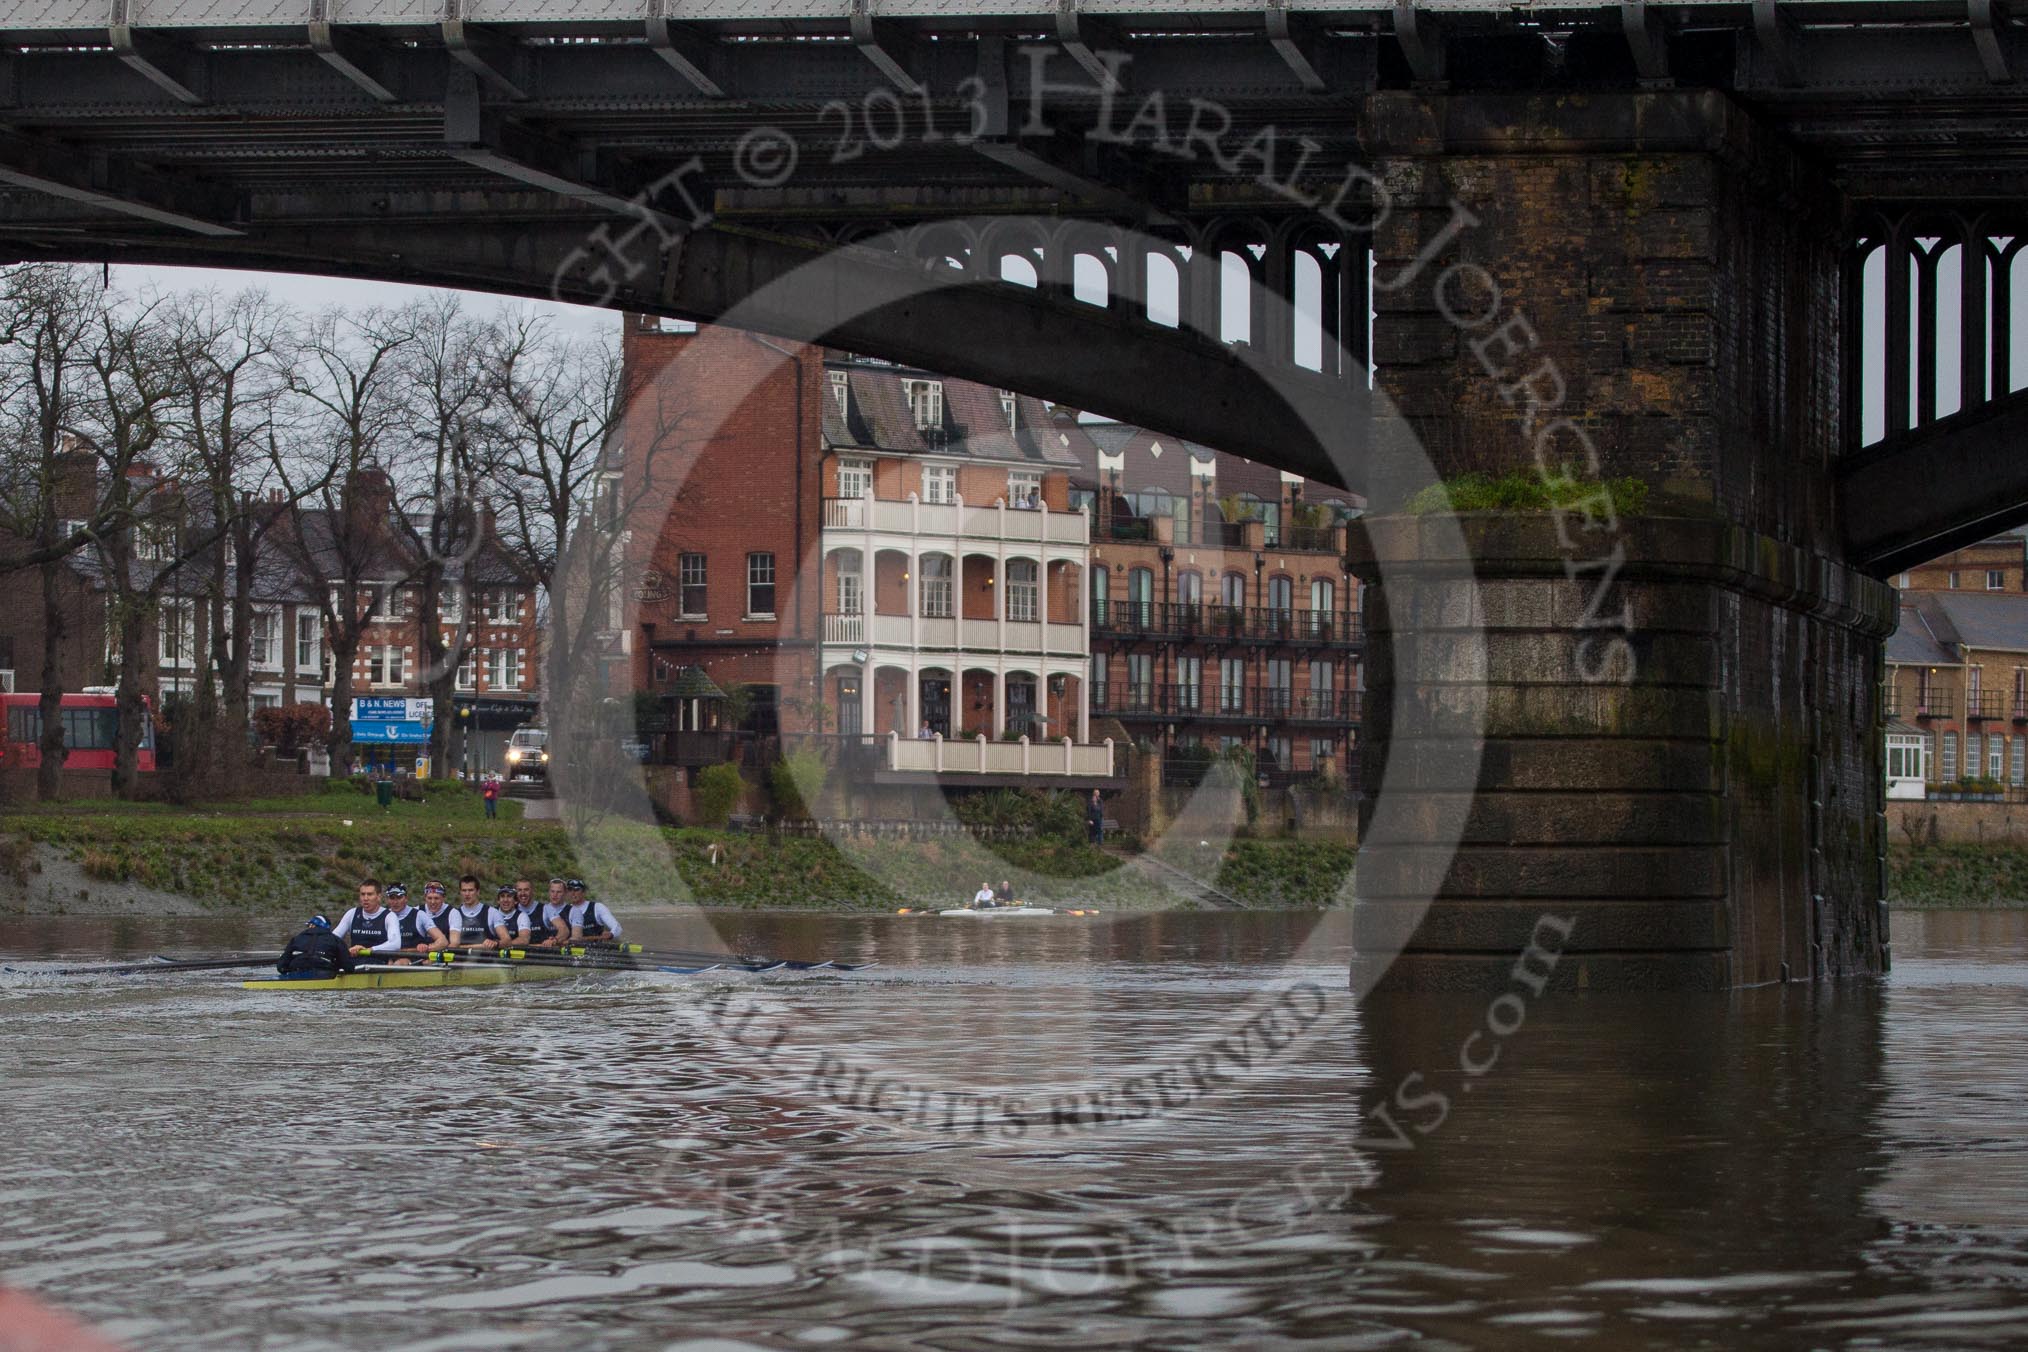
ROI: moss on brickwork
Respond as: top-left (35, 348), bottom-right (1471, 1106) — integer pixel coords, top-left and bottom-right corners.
top-left (1725, 719), bottom-right (1813, 795)
top-left (1402, 472), bottom-right (1650, 517)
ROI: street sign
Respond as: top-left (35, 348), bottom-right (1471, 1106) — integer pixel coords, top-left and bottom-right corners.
top-left (353, 697), bottom-right (432, 724)
top-left (352, 720), bottom-right (430, 744)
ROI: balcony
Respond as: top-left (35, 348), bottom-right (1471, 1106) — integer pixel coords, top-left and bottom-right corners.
top-left (1912, 692), bottom-right (1954, 719)
top-left (1090, 684), bottom-right (1364, 723)
top-left (887, 732), bottom-right (1116, 779)
top-left (1090, 601), bottom-right (1363, 646)
top-left (823, 612), bottom-right (1084, 656)
top-left (1968, 693), bottom-right (2005, 721)
top-left (823, 495), bottom-right (1089, 546)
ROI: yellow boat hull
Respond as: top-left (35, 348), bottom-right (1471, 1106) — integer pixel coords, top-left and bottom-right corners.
top-left (243, 963), bottom-right (581, 991)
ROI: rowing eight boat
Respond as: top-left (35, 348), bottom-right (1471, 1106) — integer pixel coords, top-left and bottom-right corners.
top-left (244, 963), bottom-right (593, 991)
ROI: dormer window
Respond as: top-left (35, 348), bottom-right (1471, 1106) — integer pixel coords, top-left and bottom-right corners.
top-left (1000, 391), bottom-right (1017, 433)
top-left (829, 371), bottom-right (850, 417)
top-left (904, 379), bottom-right (943, 432)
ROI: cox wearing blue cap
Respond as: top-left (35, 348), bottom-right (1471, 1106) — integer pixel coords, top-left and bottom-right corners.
top-left (276, 913), bottom-right (357, 980)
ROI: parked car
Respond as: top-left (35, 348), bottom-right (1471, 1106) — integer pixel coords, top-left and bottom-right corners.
top-left (505, 725), bottom-right (549, 780)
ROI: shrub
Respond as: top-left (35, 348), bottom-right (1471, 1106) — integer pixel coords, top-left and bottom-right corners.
top-left (1403, 472), bottom-right (1651, 518)
top-left (769, 747), bottom-right (828, 820)
top-left (692, 763), bottom-right (744, 826)
top-left (254, 702), bottom-right (332, 755)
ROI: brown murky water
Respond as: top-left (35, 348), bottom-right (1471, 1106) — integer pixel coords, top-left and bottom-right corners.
top-left (1, 908), bottom-right (2025, 1349)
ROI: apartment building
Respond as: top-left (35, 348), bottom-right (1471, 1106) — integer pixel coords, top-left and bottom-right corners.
top-left (615, 318), bottom-right (1111, 787)
top-left (1883, 590), bottom-right (2028, 798)
top-left (1062, 418), bottom-right (1364, 785)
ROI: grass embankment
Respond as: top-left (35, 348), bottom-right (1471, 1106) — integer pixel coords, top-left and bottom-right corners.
top-left (0, 781), bottom-right (1363, 914)
top-left (1889, 845), bottom-right (2028, 909)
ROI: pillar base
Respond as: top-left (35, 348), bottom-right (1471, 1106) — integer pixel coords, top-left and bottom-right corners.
top-left (1351, 514), bottom-right (1897, 993)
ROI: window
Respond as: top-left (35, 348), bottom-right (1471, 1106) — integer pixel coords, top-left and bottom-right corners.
top-left (1007, 559), bottom-right (1038, 622)
top-left (159, 599), bottom-right (195, 667)
top-left (1311, 736), bottom-right (1336, 763)
top-left (923, 464), bottom-right (957, 505)
top-left (1266, 735), bottom-right (1292, 770)
top-left (1000, 390), bottom-right (1016, 431)
top-left (1128, 567), bottom-right (1154, 625)
top-left (1222, 573), bottom-right (1246, 610)
top-left (135, 522), bottom-right (173, 563)
top-left (1309, 659), bottom-right (1335, 716)
top-left (248, 608), bottom-right (279, 670)
top-left (904, 379), bottom-right (943, 430)
top-left (829, 370), bottom-right (849, 416)
top-left (1949, 571), bottom-right (1961, 589)
top-left (487, 647), bottom-right (521, 691)
top-left (919, 555), bottom-right (953, 618)
top-left (60, 706), bottom-right (117, 751)
top-left (1265, 659), bottom-right (1293, 716)
top-left (1886, 733), bottom-right (1929, 784)
top-left (368, 645), bottom-right (404, 687)
top-left (455, 651), bottom-right (475, 691)
top-left (1994, 736), bottom-right (2008, 781)
top-left (680, 553), bottom-right (707, 618)
top-left (1008, 470), bottom-right (1042, 507)
top-left (1969, 733), bottom-right (1983, 778)
top-left (370, 584), bottom-right (402, 621)
top-left (440, 587), bottom-right (463, 624)
top-left (837, 555), bottom-right (863, 617)
top-left (1894, 573), bottom-right (1910, 589)
top-left (1971, 666), bottom-right (1983, 702)
top-left (2018, 668), bottom-right (2026, 716)
top-left (1091, 566), bottom-right (1108, 610)
top-left (1309, 578), bottom-right (1335, 638)
top-left (1943, 732), bottom-right (1958, 779)
top-left (485, 589), bottom-right (519, 625)
top-left (837, 458), bottom-right (872, 501)
top-left (1126, 654), bottom-right (1154, 707)
top-left (1178, 572), bottom-right (1202, 607)
top-left (2015, 737), bottom-right (2025, 786)
top-left (746, 552), bottom-right (776, 618)
top-left (1991, 570), bottom-right (2007, 590)
top-left (296, 612), bottom-right (321, 672)
top-left (1176, 655), bottom-right (1202, 712)
top-left (1268, 576), bottom-right (1293, 613)
top-left (1220, 657), bottom-right (1247, 713)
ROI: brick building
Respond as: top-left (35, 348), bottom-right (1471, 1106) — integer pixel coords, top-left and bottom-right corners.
top-left (1880, 533), bottom-right (2028, 799)
top-left (1064, 418), bottom-right (1364, 784)
top-left (614, 317), bottom-right (1107, 787)
top-left (0, 456), bottom-right (541, 773)
top-left (609, 315), bottom-right (1364, 807)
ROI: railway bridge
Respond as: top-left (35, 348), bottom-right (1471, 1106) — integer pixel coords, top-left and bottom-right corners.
top-left (7, 1), bottom-right (2028, 988)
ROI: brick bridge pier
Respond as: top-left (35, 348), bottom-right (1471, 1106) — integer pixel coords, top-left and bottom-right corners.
top-left (1351, 92), bottom-right (1896, 992)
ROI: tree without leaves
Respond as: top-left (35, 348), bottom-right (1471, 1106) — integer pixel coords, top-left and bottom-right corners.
top-left (0, 265), bottom-right (108, 800)
top-left (269, 307), bottom-right (415, 776)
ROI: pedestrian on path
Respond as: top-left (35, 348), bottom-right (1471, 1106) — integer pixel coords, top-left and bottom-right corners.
top-left (482, 774), bottom-right (499, 820)
top-left (1087, 789), bottom-right (1105, 845)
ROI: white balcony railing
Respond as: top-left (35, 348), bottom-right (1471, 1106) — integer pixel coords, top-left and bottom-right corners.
top-left (822, 613), bottom-right (864, 644)
top-left (827, 614), bottom-right (1087, 654)
top-left (888, 733), bottom-right (1114, 778)
top-left (822, 495), bottom-right (1090, 546)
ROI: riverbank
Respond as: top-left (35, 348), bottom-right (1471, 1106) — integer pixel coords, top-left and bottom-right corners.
top-left (1888, 844), bottom-right (2028, 908)
top-left (0, 782), bottom-right (1357, 916)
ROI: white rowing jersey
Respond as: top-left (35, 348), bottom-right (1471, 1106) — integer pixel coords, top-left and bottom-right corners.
top-left (487, 906), bottom-right (530, 942)
top-left (447, 903), bottom-right (491, 942)
top-left (566, 900), bottom-right (622, 940)
top-left (541, 902), bottom-right (570, 939)
top-left (332, 906), bottom-right (402, 953)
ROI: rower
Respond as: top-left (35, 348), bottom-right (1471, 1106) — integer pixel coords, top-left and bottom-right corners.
top-left (562, 878), bottom-right (622, 942)
top-left (382, 885), bottom-right (443, 964)
top-left (333, 879), bottom-right (402, 959)
top-left (532, 877), bottom-right (570, 949)
top-left (448, 875), bottom-right (494, 950)
top-left (994, 879), bottom-right (1015, 908)
top-left (491, 884), bottom-right (532, 948)
top-left (414, 882), bottom-right (455, 953)
top-left (275, 914), bottom-right (356, 979)
top-left (972, 881), bottom-right (998, 910)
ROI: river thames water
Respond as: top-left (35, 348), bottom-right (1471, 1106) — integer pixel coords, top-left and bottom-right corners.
top-left (2, 907), bottom-right (2026, 1350)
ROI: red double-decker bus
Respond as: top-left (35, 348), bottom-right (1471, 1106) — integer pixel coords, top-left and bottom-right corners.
top-left (0, 690), bottom-right (156, 772)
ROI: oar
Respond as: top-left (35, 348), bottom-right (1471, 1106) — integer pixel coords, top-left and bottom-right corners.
top-left (583, 941), bottom-right (871, 971)
top-left (8, 956), bottom-right (282, 977)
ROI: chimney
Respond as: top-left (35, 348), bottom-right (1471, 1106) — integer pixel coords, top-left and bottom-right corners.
top-left (54, 450), bottom-right (96, 521)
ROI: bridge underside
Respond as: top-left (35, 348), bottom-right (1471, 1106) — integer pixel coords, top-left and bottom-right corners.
top-left (13, 4), bottom-right (2028, 987)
